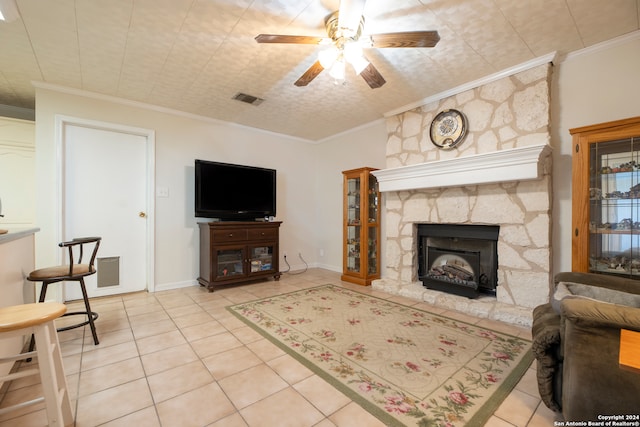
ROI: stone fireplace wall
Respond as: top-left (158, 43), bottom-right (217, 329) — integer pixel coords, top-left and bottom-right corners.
top-left (376, 63), bottom-right (553, 316)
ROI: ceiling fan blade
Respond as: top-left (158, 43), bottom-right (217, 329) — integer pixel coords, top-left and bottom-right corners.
top-left (368, 31), bottom-right (440, 48)
top-left (255, 34), bottom-right (325, 44)
top-left (338, 0), bottom-right (367, 32)
top-left (294, 61), bottom-right (325, 86)
top-left (359, 62), bottom-right (386, 89)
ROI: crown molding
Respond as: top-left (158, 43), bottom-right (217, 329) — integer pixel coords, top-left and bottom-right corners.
top-left (384, 52), bottom-right (557, 118)
top-left (559, 29), bottom-right (640, 63)
top-left (30, 81), bottom-right (314, 144)
top-left (314, 117), bottom-right (386, 145)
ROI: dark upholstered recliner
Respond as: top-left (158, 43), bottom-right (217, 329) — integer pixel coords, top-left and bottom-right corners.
top-left (532, 272), bottom-right (640, 421)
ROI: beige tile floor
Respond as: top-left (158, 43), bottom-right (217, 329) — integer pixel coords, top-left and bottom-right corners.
top-left (0, 269), bottom-right (559, 426)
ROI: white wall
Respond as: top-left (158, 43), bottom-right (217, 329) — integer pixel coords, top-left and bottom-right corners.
top-left (551, 33), bottom-right (640, 275)
top-left (34, 88), bottom-right (319, 291)
top-left (312, 122), bottom-right (387, 272)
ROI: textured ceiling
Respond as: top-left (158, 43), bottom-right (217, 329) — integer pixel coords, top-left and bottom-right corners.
top-left (0, 0), bottom-right (639, 141)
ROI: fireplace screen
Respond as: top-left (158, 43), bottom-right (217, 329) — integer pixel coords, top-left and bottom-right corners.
top-left (418, 224), bottom-right (499, 298)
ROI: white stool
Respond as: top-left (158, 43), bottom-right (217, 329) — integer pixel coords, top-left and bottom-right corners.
top-left (0, 303), bottom-right (73, 427)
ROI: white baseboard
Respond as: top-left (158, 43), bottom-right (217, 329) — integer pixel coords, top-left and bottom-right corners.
top-left (153, 263), bottom-right (343, 292)
top-left (313, 263), bottom-right (341, 273)
top-left (153, 279), bottom-right (199, 292)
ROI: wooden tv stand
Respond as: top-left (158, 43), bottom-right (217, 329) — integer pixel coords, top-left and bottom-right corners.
top-left (198, 221), bottom-right (281, 292)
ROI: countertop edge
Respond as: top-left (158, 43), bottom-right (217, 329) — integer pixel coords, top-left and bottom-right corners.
top-left (0, 227), bottom-right (40, 244)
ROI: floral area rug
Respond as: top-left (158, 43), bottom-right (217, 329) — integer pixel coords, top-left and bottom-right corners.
top-left (227, 285), bottom-right (533, 427)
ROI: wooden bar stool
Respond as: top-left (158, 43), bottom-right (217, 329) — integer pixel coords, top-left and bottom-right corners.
top-left (27, 237), bottom-right (101, 352)
top-left (0, 303), bottom-right (73, 427)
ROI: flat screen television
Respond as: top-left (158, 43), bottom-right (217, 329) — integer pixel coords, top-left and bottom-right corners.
top-left (195, 159), bottom-right (276, 220)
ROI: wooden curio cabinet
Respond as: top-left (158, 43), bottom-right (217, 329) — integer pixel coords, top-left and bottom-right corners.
top-left (571, 116), bottom-right (640, 278)
top-left (341, 167), bottom-right (380, 286)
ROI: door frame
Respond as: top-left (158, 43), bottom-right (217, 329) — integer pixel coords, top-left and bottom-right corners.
top-left (55, 115), bottom-right (156, 295)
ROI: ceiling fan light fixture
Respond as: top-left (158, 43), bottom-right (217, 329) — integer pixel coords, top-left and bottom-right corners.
top-left (343, 42), bottom-right (369, 75)
top-left (318, 46), bottom-right (339, 69)
top-left (328, 58), bottom-right (346, 81)
top-left (358, 35), bottom-right (373, 48)
top-left (349, 55), bottom-right (369, 75)
top-left (255, 4), bottom-right (439, 89)
top-left (343, 42), bottom-right (361, 62)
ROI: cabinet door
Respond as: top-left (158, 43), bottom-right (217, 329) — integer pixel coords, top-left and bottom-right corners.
top-left (571, 117), bottom-right (640, 277)
top-left (248, 244), bottom-right (276, 274)
top-left (366, 174), bottom-right (380, 276)
top-left (367, 226), bottom-right (378, 274)
top-left (589, 138), bottom-right (640, 277)
top-left (346, 175), bottom-right (362, 273)
top-left (213, 245), bottom-right (246, 281)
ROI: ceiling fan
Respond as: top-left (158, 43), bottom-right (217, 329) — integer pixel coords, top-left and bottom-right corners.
top-left (255, 0), bottom-right (440, 89)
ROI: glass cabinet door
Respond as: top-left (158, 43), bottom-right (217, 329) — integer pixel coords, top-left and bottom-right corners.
top-left (215, 247), bottom-right (245, 279)
top-left (346, 176), bottom-right (361, 273)
top-left (367, 226), bottom-right (378, 274)
top-left (368, 177), bottom-right (378, 223)
top-left (249, 245), bottom-right (274, 273)
top-left (367, 176), bottom-right (379, 274)
top-left (589, 137), bottom-right (640, 278)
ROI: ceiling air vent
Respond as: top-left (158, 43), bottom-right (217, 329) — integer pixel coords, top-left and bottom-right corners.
top-left (232, 92), bottom-right (264, 106)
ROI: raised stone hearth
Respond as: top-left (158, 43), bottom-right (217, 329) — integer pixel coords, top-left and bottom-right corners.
top-left (371, 62), bottom-right (554, 327)
top-left (373, 279), bottom-right (533, 326)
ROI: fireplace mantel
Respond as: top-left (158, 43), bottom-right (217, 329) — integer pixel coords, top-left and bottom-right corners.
top-left (372, 144), bottom-right (552, 192)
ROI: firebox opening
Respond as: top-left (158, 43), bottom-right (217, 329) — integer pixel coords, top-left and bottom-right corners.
top-left (424, 247), bottom-right (481, 298)
top-left (418, 224), bottom-right (499, 298)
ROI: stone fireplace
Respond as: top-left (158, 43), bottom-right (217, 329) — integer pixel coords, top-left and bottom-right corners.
top-left (371, 62), bottom-right (554, 327)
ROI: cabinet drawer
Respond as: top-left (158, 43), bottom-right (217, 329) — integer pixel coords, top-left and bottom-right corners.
top-left (212, 229), bottom-right (248, 243)
top-left (248, 227), bottom-right (278, 241)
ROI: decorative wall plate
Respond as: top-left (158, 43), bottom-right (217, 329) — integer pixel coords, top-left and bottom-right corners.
top-left (429, 109), bottom-right (468, 150)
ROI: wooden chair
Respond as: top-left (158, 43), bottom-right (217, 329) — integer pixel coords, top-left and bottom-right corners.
top-left (27, 237), bottom-right (101, 350)
top-left (0, 303), bottom-right (73, 426)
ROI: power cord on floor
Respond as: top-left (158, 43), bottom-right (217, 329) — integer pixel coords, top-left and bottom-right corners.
top-left (281, 253), bottom-right (308, 275)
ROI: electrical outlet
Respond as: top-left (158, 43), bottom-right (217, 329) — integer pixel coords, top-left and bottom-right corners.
top-left (283, 251), bottom-right (287, 258)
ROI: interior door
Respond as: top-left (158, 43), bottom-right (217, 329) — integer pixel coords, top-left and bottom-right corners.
top-left (63, 123), bottom-right (149, 299)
